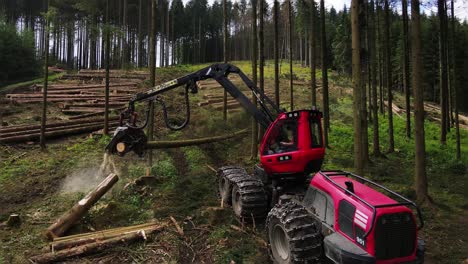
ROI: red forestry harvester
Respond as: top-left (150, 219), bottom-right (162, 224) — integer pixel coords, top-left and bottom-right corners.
top-left (106, 64), bottom-right (424, 263)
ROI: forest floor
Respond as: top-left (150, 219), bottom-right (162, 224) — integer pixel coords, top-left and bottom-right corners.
top-left (0, 61), bottom-right (467, 264)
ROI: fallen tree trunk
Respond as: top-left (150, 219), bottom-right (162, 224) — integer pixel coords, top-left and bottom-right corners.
top-left (146, 128), bottom-right (248, 149)
top-left (51, 223), bottom-right (166, 251)
top-left (45, 174), bottom-right (119, 240)
top-left (31, 226), bottom-right (163, 264)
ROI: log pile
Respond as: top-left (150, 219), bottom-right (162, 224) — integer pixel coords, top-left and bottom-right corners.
top-left (195, 77), bottom-right (275, 112)
top-left (0, 117), bottom-right (120, 144)
top-left (5, 82), bottom-right (136, 115)
top-left (384, 100), bottom-right (468, 129)
top-left (62, 69), bottom-right (148, 82)
top-left (4, 70), bottom-right (146, 115)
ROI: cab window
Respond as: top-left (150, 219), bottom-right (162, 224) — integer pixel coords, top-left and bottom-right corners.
top-left (304, 188), bottom-right (335, 227)
top-left (263, 119), bottom-right (298, 155)
top-left (310, 118), bottom-right (323, 148)
top-left (338, 200), bottom-right (355, 238)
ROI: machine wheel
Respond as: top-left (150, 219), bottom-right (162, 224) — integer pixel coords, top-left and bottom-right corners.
top-left (217, 166), bottom-right (247, 206)
top-left (230, 173), bottom-right (268, 219)
top-left (267, 201), bottom-right (322, 264)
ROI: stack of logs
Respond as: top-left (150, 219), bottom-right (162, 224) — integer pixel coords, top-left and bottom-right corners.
top-left (0, 117), bottom-right (120, 144)
top-left (195, 77), bottom-right (276, 112)
top-left (6, 82), bottom-right (137, 115)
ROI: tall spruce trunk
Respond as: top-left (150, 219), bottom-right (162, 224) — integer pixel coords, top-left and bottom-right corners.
top-left (251, 0), bottom-right (258, 159)
top-left (288, 0), bottom-right (293, 110)
top-left (40, 4), bottom-right (50, 150)
top-left (138, 0), bottom-right (143, 67)
top-left (274, 0), bottom-right (280, 107)
top-left (360, 0), bottom-right (368, 163)
top-left (223, 0), bottom-right (228, 121)
top-left (310, 0), bottom-right (317, 107)
top-left (384, 0), bottom-right (394, 152)
top-left (165, 3), bottom-right (170, 66)
top-left (320, 0), bottom-right (329, 147)
top-left (352, 0), bottom-right (363, 174)
top-left (450, 0), bottom-right (461, 159)
top-left (370, 0), bottom-right (380, 156)
top-left (147, 0), bottom-right (157, 175)
top-left (104, 0), bottom-right (111, 135)
top-left (402, 0), bottom-right (411, 138)
top-left (411, 0), bottom-right (430, 204)
top-left (438, 0), bottom-right (448, 145)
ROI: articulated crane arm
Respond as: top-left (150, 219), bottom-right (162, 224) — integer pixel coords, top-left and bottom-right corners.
top-left (105, 63), bottom-right (282, 156)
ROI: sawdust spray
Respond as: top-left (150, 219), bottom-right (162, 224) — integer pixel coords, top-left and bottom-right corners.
top-left (60, 153), bottom-right (119, 193)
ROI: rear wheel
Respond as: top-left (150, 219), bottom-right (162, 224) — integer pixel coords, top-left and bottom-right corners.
top-left (267, 201), bottom-right (322, 263)
top-left (217, 166), bottom-right (246, 206)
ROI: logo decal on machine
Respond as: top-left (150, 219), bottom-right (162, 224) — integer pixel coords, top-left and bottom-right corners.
top-left (354, 209), bottom-right (368, 229)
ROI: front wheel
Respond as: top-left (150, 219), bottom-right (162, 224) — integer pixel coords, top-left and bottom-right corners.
top-left (267, 201), bottom-right (322, 263)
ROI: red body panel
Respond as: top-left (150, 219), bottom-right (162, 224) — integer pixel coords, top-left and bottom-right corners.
top-left (311, 172), bottom-right (418, 263)
top-left (259, 110), bottom-right (325, 175)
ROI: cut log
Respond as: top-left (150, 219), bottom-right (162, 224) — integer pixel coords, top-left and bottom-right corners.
top-left (31, 226), bottom-right (163, 264)
top-left (51, 222), bottom-right (166, 251)
top-left (145, 128), bottom-right (248, 149)
top-left (45, 173), bottom-right (119, 240)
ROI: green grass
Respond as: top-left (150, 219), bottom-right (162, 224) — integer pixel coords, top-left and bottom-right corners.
top-left (0, 72), bottom-right (65, 94)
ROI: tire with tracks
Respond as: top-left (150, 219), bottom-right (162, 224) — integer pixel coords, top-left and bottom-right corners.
top-left (217, 166), bottom-right (268, 218)
top-left (267, 201), bottom-right (323, 263)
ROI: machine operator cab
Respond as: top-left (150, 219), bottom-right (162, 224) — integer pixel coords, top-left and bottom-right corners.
top-left (259, 109), bottom-right (325, 176)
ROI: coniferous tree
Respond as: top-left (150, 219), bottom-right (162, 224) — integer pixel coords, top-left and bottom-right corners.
top-left (40, 0), bottom-right (50, 150)
top-left (223, 0), bottom-right (228, 121)
top-left (411, 0), bottom-right (430, 204)
top-left (450, 0), bottom-right (460, 159)
top-left (147, 0), bottom-right (157, 174)
top-left (352, 0), bottom-right (363, 174)
top-left (402, 0), bottom-right (411, 138)
top-left (438, 0), bottom-right (448, 145)
top-left (310, 0), bottom-right (316, 107)
top-left (320, 0), bottom-right (329, 147)
top-left (288, 0), bottom-right (293, 110)
top-left (384, 0), bottom-right (394, 153)
top-left (251, 0), bottom-right (258, 159)
top-left (274, 0), bottom-right (280, 107)
top-left (370, 0), bottom-right (380, 156)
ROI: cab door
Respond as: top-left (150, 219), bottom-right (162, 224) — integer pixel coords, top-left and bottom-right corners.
top-left (260, 113), bottom-right (302, 174)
